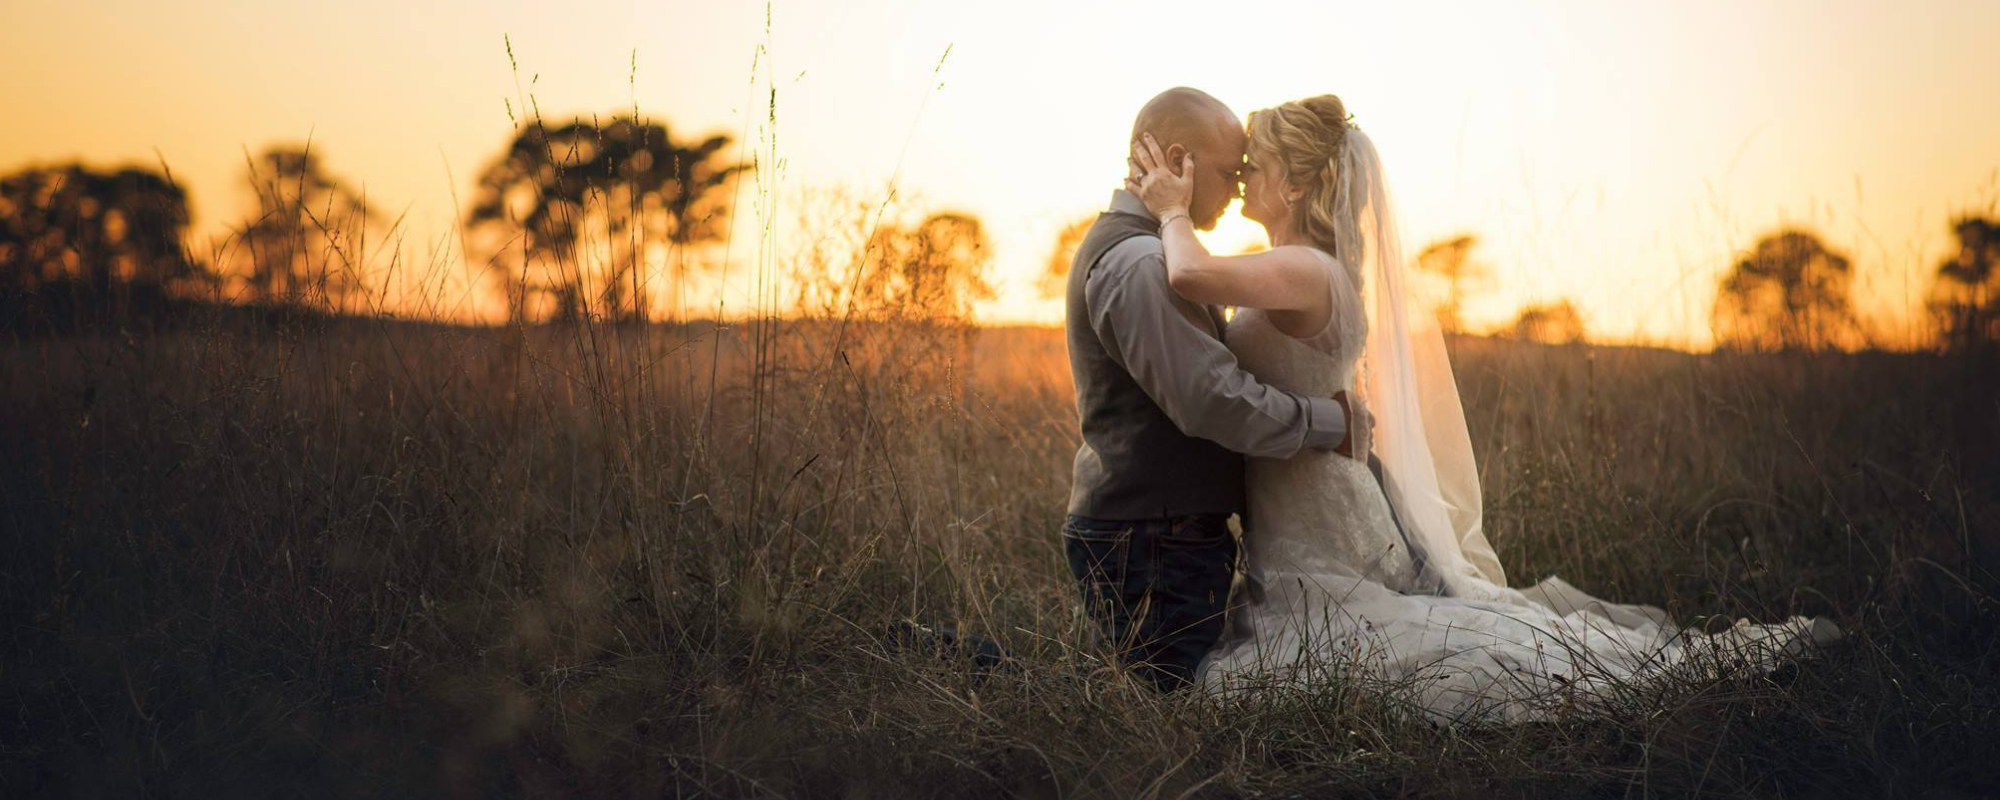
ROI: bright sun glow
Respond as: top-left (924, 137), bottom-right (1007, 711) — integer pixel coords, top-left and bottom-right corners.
top-left (3, 0), bottom-right (1996, 349)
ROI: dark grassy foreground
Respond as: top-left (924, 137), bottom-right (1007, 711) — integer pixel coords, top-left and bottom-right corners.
top-left (2, 315), bottom-right (1996, 797)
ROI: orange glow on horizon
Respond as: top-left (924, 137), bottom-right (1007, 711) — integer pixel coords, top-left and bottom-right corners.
top-left (3, 0), bottom-right (1996, 350)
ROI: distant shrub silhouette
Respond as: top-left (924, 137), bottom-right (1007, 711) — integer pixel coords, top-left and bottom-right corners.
top-left (1928, 214), bottom-right (1999, 351)
top-left (1506, 299), bottom-right (1588, 345)
top-left (467, 116), bottom-right (743, 323)
top-left (1711, 228), bottom-right (1860, 352)
top-left (1036, 216), bottom-right (1093, 300)
top-left (782, 190), bottom-right (998, 388)
top-left (858, 212), bottom-right (995, 326)
top-left (0, 163), bottom-right (212, 329)
top-left (1415, 233), bottom-right (1491, 334)
top-left (228, 145), bottom-right (379, 310)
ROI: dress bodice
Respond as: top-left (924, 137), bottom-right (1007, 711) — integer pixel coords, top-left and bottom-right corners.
top-left (1222, 248), bottom-right (1365, 400)
top-left (1219, 248), bottom-right (1425, 590)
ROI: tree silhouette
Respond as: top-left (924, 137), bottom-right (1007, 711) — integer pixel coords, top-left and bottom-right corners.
top-left (1927, 214), bottom-right (1999, 350)
top-left (232, 146), bottom-right (378, 309)
top-left (858, 211), bottom-right (995, 325)
top-left (1036, 216), bottom-right (1094, 300)
top-left (467, 116), bottom-right (743, 323)
top-left (1506, 299), bottom-right (1587, 345)
top-left (0, 163), bottom-right (209, 322)
top-left (1711, 228), bottom-right (1859, 352)
top-left (1414, 233), bottom-right (1491, 334)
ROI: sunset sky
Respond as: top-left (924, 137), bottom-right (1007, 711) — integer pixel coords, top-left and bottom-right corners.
top-left (5, 0), bottom-right (1996, 348)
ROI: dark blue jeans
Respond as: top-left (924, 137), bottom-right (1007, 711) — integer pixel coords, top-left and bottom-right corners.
top-left (1062, 513), bottom-right (1237, 692)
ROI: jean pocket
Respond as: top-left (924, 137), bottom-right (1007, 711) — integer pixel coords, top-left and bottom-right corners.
top-left (1064, 522), bottom-right (1132, 615)
top-left (1062, 516), bottom-right (1135, 543)
top-left (1158, 515), bottom-right (1231, 549)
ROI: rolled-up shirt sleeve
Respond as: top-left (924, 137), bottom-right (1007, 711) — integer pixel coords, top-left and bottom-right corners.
top-left (1086, 237), bottom-right (1347, 458)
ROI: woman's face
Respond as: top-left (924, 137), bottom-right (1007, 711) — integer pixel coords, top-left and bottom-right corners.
top-left (1240, 143), bottom-right (1288, 227)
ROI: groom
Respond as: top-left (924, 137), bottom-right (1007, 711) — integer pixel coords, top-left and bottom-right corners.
top-left (1063, 87), bottom-right (1371, 692)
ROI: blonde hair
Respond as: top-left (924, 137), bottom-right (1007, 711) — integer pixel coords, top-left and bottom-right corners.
top-left (1246, 94), bottom-right (1351, 256)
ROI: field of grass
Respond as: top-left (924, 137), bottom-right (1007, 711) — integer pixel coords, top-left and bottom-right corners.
top-left (3, 312), bottom-right (1996, 796)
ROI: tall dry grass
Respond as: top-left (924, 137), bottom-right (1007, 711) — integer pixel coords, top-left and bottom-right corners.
top-left (2, 305), bottom-right (1995, 795)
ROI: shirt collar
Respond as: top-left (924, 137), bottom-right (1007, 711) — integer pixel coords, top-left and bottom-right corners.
top-left (1108, 188), bottom-right (1157, 222)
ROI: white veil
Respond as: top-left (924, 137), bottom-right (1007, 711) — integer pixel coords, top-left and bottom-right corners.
top-left (1332, 127), bottom-right (1511, 594)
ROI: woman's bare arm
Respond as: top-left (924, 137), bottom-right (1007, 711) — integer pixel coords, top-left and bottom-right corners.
top-left (1157, 223), bottom-right (1326, 313)
top-left (1129, 133), bottom-right (1333, 335)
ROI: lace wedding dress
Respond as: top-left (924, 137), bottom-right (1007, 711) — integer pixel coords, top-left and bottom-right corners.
top-left (1194, 247), bottom-right (1843, 724)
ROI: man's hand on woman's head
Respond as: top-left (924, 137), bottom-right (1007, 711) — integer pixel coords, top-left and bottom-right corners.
top-left (1125, 132), bottom-right (1195, 222)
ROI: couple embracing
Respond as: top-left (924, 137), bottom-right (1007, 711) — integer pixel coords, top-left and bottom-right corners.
top-left (1060, 87), bottom-right (1840, 723)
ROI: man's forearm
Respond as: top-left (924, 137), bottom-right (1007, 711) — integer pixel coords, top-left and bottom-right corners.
top-left (1090, 242), bottom-right (1349, 460)
top-left (1165, 361), bottom-right (1348, 459)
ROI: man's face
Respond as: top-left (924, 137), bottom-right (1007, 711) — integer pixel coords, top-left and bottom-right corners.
top-left (1186, 123), bottom-right (1246, 230)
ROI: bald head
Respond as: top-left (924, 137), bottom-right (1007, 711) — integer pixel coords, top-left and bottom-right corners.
top-left (1131, 87), bottom-right (1240, 152)
top-left (1128, 87), bottom-right (1246, 229)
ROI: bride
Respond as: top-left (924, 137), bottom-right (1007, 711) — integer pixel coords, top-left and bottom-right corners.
top-left (1125, 94), bottom-right (1843, 724)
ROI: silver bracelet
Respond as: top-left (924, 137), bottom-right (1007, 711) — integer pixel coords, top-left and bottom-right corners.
top-left (1157, 211), bottom-right (1189, 233)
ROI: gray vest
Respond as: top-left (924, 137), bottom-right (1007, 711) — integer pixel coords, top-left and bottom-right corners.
top-left (1065, 211), bottom-right (1245, 519)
